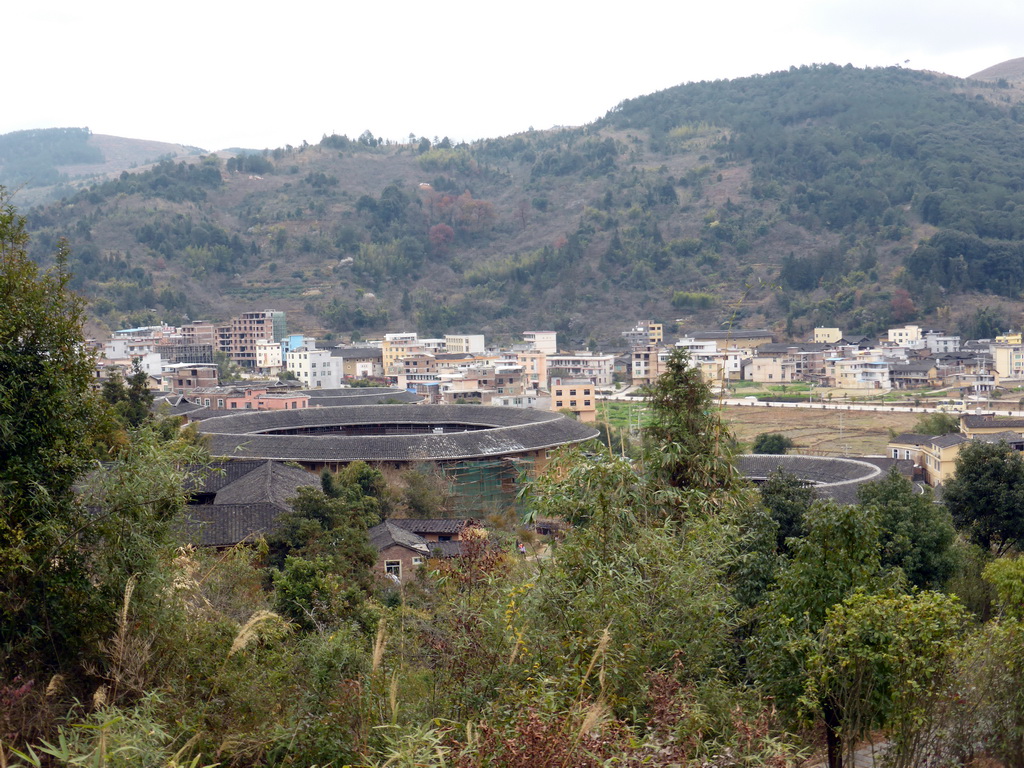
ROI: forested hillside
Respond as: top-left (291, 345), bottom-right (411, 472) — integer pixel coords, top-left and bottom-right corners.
top-left (0, 128), bottom-right (202, 208)
top-left (19, 63), bottom-right (1024, 341)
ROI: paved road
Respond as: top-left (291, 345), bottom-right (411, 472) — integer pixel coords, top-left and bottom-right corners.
top-left (718, 398), bottom-right (1022, 416)
top-left (808, 741), bottom-right (886, 767)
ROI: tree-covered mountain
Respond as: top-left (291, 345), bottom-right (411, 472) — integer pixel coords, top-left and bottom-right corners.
top-left (18, 63), bottom-right (1024, 342)
top-left (0, 128), bottom-right (203, 207)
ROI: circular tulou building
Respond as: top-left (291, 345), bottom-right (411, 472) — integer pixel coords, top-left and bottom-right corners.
top-left (736, 453), bottom-right (892, 504)
top-left (197, 404), bottom-right (600, 508)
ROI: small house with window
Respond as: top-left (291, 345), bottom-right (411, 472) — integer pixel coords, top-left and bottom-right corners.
top-left (367, 519), bottom-right (472, 583)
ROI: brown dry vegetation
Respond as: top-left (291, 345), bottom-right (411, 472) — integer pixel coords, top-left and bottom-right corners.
top-left (722, 404), bottom-right (919, 456)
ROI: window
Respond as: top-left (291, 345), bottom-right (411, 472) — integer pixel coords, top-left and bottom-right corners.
top-left (245, 402), bottom-right (252, 409)
top-left (204, 398), bottom-right (211, 406)
top-left (230, 402), bottom-right (237, 409)
top-left (412, 557), bottom-right (424, 566)
top-left (555, 400), bottom-right (563, 408)
top-left (385, 560), bottom-right (401, 578)
top-left (217, 399), bottom-right (224, 408)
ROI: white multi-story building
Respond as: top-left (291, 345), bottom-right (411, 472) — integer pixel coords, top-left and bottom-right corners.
top-left (923, 331), bottom-right (961, 354)
top-left (546, 352), bottom-right (615, 388)
top-left (887, 324), bottom-right (922, 346)
top-left (286, 347), bottom-right (343, 389)
top-left (444, 334), bottom-right (486, 354)
top-left (675, 337), bottom-right (718, 356)
top-left (828, 354), bottom-right (891, 390)
top-left (255, 339), bottom-right (283, 375)
top-left (523, 331), bottom-right (557, 357)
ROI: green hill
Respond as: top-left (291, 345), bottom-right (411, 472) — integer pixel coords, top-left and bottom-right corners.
top-left (18, 63), bottom-right (1024, 343)
top-left (0, 128), bottom-right (203, 207)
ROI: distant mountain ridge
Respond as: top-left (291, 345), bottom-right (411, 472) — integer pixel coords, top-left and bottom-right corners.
top-left (0, 127), bottom-right (202, 206)
top-left (14, 61), bottom-right (1024, 346)
top-left (970, 57), bottom-right (1024, 82)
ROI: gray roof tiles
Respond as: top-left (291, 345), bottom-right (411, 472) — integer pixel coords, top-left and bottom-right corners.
top-left (890, 433), bottom-right (933, 446)
top-left (183, 503), bottom-right (283, 548)
top-left (930, 433), bottom-right (970, 448)
top-left (182, 460), bottom-right (318, 547)
top-left (198, 405), bottom-right (599, 463)
top-left (962, 414), bottom-right (1024, 430)
top-left (369, 521), bottom-right (431, 553)
top-left (390, 518), bottom-right (468, 535)
top-left (738, 454), bottom-right (919, 506)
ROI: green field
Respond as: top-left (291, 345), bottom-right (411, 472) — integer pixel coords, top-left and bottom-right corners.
top-left (597, 401), bottom-right (651, 430)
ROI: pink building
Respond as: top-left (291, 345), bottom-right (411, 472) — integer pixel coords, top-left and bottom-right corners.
top-left (190, 387), bottom-right (309, 411)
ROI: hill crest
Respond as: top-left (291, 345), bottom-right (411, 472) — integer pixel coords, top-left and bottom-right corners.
top-left (969, 57), bottom-right (1024, 82)
top-left (15, 64), bottom-right (1024, 347)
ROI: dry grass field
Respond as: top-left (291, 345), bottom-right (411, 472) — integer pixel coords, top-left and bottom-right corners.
top-left (722, 405), bottom-right (921, 456)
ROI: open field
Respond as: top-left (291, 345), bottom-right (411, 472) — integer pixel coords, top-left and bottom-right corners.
top-left (598, 399), bottom-right (920, 456)
top-left (721, 405), bottom-right (920, 456)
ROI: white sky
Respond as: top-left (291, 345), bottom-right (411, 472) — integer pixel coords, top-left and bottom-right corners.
top-left (5, 0), bottom-right (1022, 151)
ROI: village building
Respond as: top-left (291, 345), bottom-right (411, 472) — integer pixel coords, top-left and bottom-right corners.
top-left (550, 378), bottom-right (596, 422)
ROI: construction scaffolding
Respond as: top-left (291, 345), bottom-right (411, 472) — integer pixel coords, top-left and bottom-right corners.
top-left (441, 456), bottom-right (535, 515)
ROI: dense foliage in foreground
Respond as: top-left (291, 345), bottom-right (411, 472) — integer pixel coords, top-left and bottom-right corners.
top-left (3, 192), bottom-right (1024, 767)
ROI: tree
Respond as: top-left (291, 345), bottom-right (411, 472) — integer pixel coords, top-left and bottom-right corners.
top-left (752, 500), bottom-right (886, 768)
top-left (889, 288), bottom-right (917, 323)
top-left (0, 190), bottom-right (100, 672)
top-left (942, 440), bottom-right (1024, 554)
top-left (911, 412), bottom-right (959, 436)
top-left (857, 467), bottom-right (956, 589)
top-left (953, 556), bottom-right (1024, 766)
top-left (760, 468), bottom-right (814, 552)
top-left (115, 358), bottom-right (154, 427)
top-left (428, 223), bottom-right (455, 255)
top-left (752, 432), bottom-right (795, 454)
top-left (214, 350), bottom-right (243, 383)
top-left (266, 483), bottom-right (378, 587)
top-left (806, 590), bottom-right (967, 768)
top-left (643, 349), bottom-right (739, 515)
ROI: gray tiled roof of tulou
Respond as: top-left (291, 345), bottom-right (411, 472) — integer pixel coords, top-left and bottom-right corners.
top-left (197, 404), bottom-right (600, 463)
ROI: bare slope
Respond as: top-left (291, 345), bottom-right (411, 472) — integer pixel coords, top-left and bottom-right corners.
top-left (970, 57), bottom-right (1024, 82)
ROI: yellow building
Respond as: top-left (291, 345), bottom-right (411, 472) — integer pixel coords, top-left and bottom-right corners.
top-left (890, 422), bottom-right (1024, 486)
top-left (381, 333), bottom-right (423, 374)
top-left (887, 432), bottom-right (968, 486)
top-left (990, 343), bottom-right (1024, 384)
top-left (960, 414), bottom-right (1024, 438)
top-left (517, 349), bottom-right (547, 391)
top-left (550, 379), bottom-right (596, 423)
top-left (995, 331), bottom-right (1022, 345)
top-left (813, 327), bottom-right (843, 344)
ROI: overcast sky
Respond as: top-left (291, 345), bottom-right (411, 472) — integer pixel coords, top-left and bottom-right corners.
top-left (5, 0), bottom-right (1021, 151)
